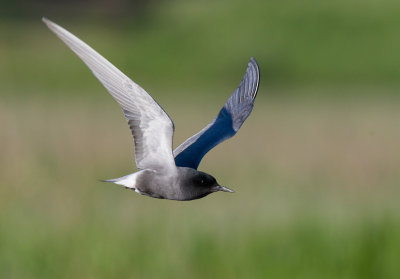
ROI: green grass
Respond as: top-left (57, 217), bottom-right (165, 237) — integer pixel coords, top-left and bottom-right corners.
top-left (1, 1), bottom-right (400, 277)
top-left (1, 95), bottom-right (399, 278)
top-left (1, 0), bottom-right (400, 97)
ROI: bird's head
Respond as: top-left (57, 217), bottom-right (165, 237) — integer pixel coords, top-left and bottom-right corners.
top-left (192, 171), bottom-right (234, 193)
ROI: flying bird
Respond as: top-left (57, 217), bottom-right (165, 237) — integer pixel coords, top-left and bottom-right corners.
top-left (43, 18), bottom-right (260, 201)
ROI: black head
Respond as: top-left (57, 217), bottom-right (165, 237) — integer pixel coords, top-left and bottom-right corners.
top-left (192, 171), bottom-right (234, 193)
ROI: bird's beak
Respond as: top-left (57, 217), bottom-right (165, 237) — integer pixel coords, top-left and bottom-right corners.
top-left (215, 185), bottom-right (234, 193)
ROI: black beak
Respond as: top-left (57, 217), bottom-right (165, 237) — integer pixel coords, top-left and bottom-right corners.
top-left (215, 185), bottom-right (234, 193)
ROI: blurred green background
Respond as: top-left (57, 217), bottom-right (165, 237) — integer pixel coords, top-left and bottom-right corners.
top-left (1, 0), bottom-right (399, 278)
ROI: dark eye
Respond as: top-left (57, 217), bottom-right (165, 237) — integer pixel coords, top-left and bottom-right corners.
top-left (201, 179), bottom-right (204, 184)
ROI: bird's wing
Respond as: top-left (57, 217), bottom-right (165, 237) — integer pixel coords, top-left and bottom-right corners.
top-left (43, 18), bottom-right (176, 171)
top-left (173, 57), bottom-right (260, 169)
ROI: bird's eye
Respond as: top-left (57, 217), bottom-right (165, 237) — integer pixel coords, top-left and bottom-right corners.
top-left (201, 179), bottom-right (204, 184)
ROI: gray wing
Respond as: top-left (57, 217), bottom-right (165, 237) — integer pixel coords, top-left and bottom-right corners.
top-left (173, 57), bottom-right (260, 169)
top-left (43, 18), bottom-right (176, 171)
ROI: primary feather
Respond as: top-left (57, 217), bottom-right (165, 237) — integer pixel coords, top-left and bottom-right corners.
top-left (173, 58), bottom-right (260, 169)
top-left (42, 18), bottom-right (176, 171)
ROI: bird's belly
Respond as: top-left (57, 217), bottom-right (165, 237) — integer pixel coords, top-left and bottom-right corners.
top-left (135, 174), bottom-right (181, 200)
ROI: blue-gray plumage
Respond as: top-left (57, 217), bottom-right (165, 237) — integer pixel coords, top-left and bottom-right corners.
top-left (174, 57), bottom-right (259, 169)
top-left (43, 18), bottom-right (260, 201)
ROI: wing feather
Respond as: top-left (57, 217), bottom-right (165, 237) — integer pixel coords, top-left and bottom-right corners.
top-left (173, 58), bottom-right (260, 169)
top-left (43, 18), bottom-right (175, 171)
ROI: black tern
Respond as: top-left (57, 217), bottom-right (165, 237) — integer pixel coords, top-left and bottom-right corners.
top-left (43, 18), bottom-right (260, 201)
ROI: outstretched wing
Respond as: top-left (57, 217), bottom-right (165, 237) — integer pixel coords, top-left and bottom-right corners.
top-left (173, 57), bottom-right (260, 169)
top-left (43, 18), bottom-right (176, 171)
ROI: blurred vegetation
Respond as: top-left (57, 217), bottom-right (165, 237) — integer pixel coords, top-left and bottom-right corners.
top-left (1, 0), bottom-right (400, 98)
top-left (1, 0), bottom-right (400, 278)
top-left (1, 98), bottom-right (399, 278)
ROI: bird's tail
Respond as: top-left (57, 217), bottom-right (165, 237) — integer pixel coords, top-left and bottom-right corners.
top-left (100, 173), bottom-right (138, 189)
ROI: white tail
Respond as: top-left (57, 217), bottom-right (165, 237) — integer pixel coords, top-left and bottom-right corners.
top-left (101, 173), bottom-right (138, 189)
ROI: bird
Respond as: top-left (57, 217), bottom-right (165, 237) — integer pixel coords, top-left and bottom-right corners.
top-left (43, 18), bottom-right (260, 201)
